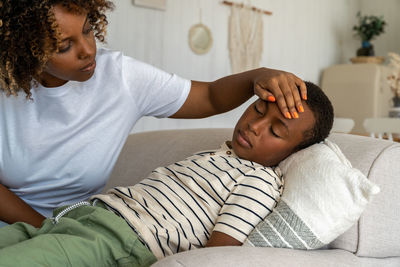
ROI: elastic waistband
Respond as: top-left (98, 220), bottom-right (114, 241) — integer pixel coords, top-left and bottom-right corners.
top-left (51, 201), bottom-right (91, 224)
top-left (52, 199), bottom-right (152, 253)
top-left (51, 199), bottom-right (109, 224)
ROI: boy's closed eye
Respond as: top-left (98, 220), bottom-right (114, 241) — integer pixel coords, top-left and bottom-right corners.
top-left (254, 103), bottom-right (263, 115)
top-left (254, 101), bottom-right (282, 138)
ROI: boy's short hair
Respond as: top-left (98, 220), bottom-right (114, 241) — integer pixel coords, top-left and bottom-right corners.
top-left (295, 81), bottom-right (334, 151)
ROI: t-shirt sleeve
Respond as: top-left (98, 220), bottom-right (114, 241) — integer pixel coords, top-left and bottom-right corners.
top-left (121, 54), bottom-right (191, 118)
top-left (213, 168), bottom-right (283, 243)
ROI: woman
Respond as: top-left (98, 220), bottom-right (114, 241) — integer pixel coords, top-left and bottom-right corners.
top-left (0, 0), bottom-right (306, 227)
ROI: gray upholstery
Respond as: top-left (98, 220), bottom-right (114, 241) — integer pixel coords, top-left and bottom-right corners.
top-left (105, 129), bottom-right (400, 266)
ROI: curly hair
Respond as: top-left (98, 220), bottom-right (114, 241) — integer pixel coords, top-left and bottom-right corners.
top-left (0, 0), bottom-right (114, 98)
top-left (295, 81), bottom-right (334, 151)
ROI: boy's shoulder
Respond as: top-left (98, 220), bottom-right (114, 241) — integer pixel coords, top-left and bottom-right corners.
top-left (189, 141), bottom-right (231, 158)
top-left (185, 141), bottom-right (266, 169)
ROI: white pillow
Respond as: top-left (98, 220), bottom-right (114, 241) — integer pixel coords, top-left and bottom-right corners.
top-left (244, 139), bottom-right (380, 249)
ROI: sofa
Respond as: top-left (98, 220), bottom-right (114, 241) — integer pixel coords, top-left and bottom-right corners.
top-left (104, 128), bottom-right (400, 267)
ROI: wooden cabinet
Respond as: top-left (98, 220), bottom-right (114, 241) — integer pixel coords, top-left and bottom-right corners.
top-left (321, 64), bottom-right (392, 134)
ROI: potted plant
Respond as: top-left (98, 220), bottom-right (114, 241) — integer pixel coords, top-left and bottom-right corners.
top-left (353, 12), bottom-right (386, 57)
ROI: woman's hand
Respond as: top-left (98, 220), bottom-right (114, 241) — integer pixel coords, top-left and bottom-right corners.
top-left (253, 68), bottom-right (307, 119)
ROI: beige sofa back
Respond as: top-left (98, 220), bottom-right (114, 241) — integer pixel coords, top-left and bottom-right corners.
top-left (328, 134), bottom-right (400, 258)
top-left (105, 129), bottom-right (400, 258)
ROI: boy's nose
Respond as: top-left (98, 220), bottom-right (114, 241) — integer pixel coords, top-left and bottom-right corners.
top-left (248, 117), bottom-right (268, 136)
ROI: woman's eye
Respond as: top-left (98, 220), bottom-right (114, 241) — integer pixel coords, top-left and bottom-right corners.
top-left (58, 43), bottom-right (71, 53)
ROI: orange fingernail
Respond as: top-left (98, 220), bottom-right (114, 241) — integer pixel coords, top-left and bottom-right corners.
top-left (299, 105), bottom-right (304, 113)
top-left (303, 93), bottom-right (307, 100)
top-left (285, 112), bottom-right (292, 119)
top-left (293, 111), bottom-right (299, 118)
top-left (267, 96), bottom-right (276, 102)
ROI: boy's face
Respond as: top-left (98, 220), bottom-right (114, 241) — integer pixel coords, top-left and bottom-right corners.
top-left (232, 99), bottom-right (315, 166)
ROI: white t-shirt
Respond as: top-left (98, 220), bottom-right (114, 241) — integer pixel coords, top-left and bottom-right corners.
top-left (0, 48), bottom-right (191, 217)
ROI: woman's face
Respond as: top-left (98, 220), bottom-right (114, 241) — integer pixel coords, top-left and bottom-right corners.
top-left (39, 4), bottom-right (97, 87)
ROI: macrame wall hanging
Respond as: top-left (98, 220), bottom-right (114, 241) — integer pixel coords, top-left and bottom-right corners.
top-left (223, 1), bottom-right (272, 74)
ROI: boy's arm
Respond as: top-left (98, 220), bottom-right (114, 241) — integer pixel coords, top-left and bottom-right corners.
top-left (206, 231), bottom-right (242, 247)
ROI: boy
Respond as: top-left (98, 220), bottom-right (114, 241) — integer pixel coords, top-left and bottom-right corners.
top-left (0, 82), bottom-right (333, 266)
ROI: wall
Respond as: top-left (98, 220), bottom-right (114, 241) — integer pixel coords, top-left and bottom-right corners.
top-left (102, 0), bottom-right (399, 133)
top-left (359, 0), bottom-right (400, 57)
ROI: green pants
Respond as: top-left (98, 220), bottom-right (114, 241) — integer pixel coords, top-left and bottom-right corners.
top-left (0, 203), bottom-right (157, 267)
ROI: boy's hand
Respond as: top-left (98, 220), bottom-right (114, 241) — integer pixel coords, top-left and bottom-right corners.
top-left (206, 231), bottom-right (242, 247)
top-left (253, 68), bottom-right (307, 119)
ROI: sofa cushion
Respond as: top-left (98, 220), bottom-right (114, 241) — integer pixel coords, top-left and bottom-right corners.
top-left (244, 139), bottom-right (380, 249)
top-left (152, 246), bottom-right (363, 267)
top-left (153, 246), bottom-right (400, 267)
top-left (104, 128), bottom-right (233, 191)
top-left (328, 133), bottom-right (400, 258)
top-left (107, 130), bottom-right (400, 259)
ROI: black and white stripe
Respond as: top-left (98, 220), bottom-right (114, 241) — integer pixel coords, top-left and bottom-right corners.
top-left (92, 142), bottom-right (283, 259)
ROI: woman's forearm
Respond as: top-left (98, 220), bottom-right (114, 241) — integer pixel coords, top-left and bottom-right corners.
top-left (171, 67), bottom-right (306, 119)
top-left (171, 68), bottom-right (263, 119)
top-left (207, 68), bottom-right (264, 114)
top-left (0, 184), bottom-right (45, 227)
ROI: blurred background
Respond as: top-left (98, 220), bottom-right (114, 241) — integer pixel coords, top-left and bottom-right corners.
top-left (101, 0), bottom-right (400, 133)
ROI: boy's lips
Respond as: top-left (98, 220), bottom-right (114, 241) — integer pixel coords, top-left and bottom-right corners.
top-left (236, 129), bottom-right (252, 148)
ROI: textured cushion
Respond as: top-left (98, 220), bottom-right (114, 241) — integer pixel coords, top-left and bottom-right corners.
top-left (328, 134), bottom-right (400, 257)
top-left (244, 139), bottom-right (380, 249)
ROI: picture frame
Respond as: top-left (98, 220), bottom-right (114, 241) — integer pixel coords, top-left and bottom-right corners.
top-left (132, 0), bottom-right (166, 10)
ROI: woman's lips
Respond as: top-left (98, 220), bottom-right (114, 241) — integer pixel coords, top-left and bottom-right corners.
top-left (80, 60), bottom-right (96, 72)
top-left (236, 130), bottom-right (252, 148)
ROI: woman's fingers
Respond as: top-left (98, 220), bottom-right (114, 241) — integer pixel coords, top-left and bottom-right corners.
top-left (254, 83), bottom-right (276, 102)
top-left (254, 72), bottom-right (307, 119)
top-left (296, 77), bottom-right (308, 101)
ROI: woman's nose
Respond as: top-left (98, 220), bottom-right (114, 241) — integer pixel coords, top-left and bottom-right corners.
top-left (77, 39), bottom-right (95, 60)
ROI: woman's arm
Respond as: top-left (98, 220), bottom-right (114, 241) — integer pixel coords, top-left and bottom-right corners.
top-left (170, 67), bottom-right (307, 119)
top-left (0, 184), bottom-right (45, 227)
top-left (206, 231), bottom-right (242, 247)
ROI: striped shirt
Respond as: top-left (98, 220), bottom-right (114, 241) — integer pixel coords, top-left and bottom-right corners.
top-left (91, 142), bottom-right (283, 259)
